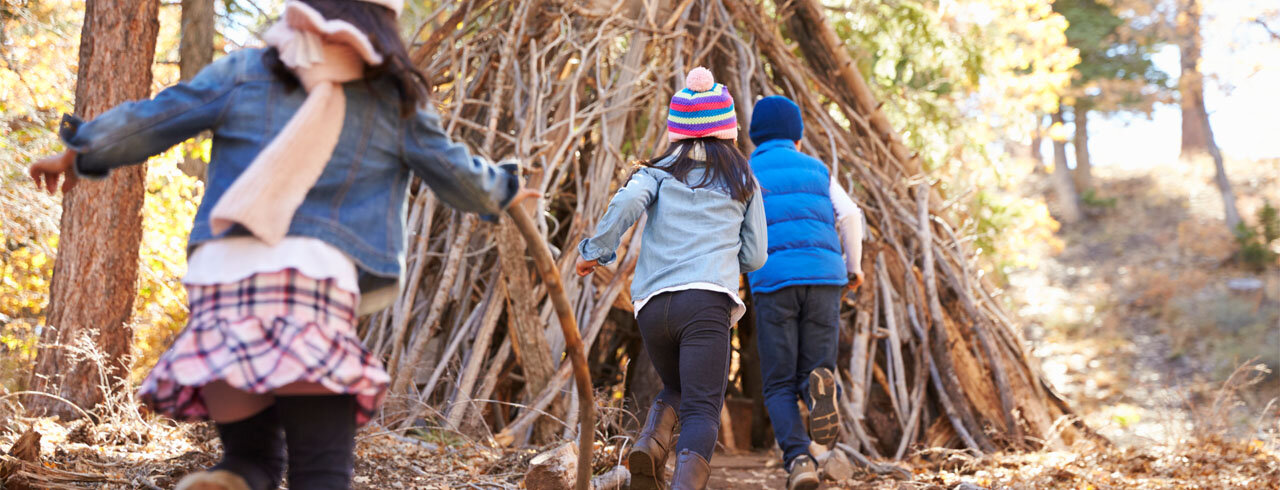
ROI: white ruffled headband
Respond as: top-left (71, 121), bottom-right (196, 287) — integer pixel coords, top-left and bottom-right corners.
top-left (209, 0), bottom-right (405, 244)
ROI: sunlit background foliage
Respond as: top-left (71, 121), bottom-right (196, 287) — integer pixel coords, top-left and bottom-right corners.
top-left (1, 0), bottom-right (201, 387)
top-left (826, 0), bottom-right (1075, 276)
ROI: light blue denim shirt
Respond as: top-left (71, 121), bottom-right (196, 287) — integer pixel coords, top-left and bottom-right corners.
top-left (578, 164), bottom-right (768, 304)
top-left (58, 48), bottom-right (518, 295)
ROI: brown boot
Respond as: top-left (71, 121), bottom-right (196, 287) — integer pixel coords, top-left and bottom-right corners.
top-left (669, 449), bottom-right (710, 490)
top-left (628, 400), bottom-right (679, 490)
top-left (786, 455), bottom-right (820, 490)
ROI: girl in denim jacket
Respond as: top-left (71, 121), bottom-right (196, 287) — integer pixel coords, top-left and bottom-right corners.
top-left (575, 67), bottom-right (768, 490)
top-left (29, 1), bottom-right (535, 488)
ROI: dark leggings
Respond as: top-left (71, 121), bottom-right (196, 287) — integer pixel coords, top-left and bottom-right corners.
top-left (214, 395), bottom-right (357, 490)
top-left (636, 289), bottom-right (734, 462)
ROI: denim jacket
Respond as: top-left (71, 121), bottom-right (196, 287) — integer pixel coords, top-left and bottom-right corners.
top-left (578, 163), bottom-right (768, 304)
top-left (59, 48), bottom-right (519, 296)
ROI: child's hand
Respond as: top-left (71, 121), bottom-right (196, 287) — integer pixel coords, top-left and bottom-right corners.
top-left (847, 272), bottom-right (864, 292)
top-left (29, 150), bottom-right (78, 194)
top-left (575, 257), bottom-right (599, 277)
top-left (509, 188), bottom-right (541, 208)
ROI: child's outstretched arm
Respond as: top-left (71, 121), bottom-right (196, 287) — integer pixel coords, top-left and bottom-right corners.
top-left (738, 185), bottom-right (768, 272)
top-left (42, 49), bottom-right (248, 185)
top-left (402, 106), bottom-right (524, 219)
top-left (574, 169), bottom-right (659, 276)
top-left (830, 178), bottom-right (866, 290)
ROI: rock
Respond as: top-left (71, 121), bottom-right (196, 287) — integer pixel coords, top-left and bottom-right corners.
top-left (819, 446), bottom-right (854, 482)
top-left (1226, 277), bottom-right (1264, 292)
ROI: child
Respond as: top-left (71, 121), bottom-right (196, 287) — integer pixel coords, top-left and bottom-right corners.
top-left (28, 1), bottom-right (536, 488)
top-left (746, 95), bottom-right (866, 490)
top-left (575, 67), bottom-right (767, 490)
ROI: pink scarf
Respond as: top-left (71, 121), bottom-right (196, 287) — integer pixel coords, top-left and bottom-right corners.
top-left (210, 1), bottom-right (392, 244)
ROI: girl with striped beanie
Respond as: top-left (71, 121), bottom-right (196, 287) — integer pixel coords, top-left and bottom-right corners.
top-left (666, 67), bottom-right (739, 141)
top-left (575, 67), bottom-right (767, 490)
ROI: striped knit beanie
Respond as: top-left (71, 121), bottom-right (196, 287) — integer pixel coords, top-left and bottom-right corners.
top-left (667, 67), bottom-right (738, 142)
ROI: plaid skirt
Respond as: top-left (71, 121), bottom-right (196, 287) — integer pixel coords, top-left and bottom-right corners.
top-left (139, 269), bottom-right (388, 426)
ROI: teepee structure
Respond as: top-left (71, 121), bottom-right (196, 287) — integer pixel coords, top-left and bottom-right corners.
top-left (358, 0), bottom-right (1098, 462)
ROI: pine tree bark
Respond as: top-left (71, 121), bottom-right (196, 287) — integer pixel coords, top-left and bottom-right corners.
top-left (1176, 0), bottom-right (1242, 232)
top-left (1072, 107), bottom-right (1092, 193)
top-left (1051, 108), bottom-right (1083, 224)
top-left (1177, 0), bottom-right (1211, 156)
top-left (178, 0), bottom-right (215, 180)
top-left (27, 0), bottom-right (160, 419)
top-left (179, 0), bottom-right (214, 82)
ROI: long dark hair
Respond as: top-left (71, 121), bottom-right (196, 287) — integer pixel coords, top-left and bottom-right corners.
top-left (264, 0), bottom-right (430, 117)
top-left (645, 138), bottom-right (756, 203)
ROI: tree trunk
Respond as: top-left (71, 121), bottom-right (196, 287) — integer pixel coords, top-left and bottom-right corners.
top-left (179, 0), bottom-right (214, 82)
top-left (1204, 117), bottom-right (1243, 232)
top-left (1050, 108), bottom-right (1083, 224)
top-left (178, 0), bottom-right (215, 180)
top-left (1072, 107), bottom-right (1092, 193)
top-left (1177, 0), bottom-right (1211, 156)
top-left (1030, 114), bottom-right (1045, 172)
top-left (1176, 0), bottom-right (1242, 232)
top-left (26, 0), bottom-right (160, 419)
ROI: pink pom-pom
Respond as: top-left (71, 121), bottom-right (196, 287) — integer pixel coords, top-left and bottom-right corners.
top-left (685, 67), bottom-right (716, 92)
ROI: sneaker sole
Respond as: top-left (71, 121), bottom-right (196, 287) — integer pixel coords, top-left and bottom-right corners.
top-left (628, 450), bottom-right (663, 490)
top-left (791, 476), bottom-right (820, 490)
top-left (808, 368), bottom-right (840, 447)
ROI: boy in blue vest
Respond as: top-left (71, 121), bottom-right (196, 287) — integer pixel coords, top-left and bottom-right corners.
top-left (747, 96), bottom-right (866, 490)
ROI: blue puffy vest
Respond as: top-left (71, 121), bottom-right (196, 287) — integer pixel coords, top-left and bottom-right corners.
top-left (747, 140), bottom-right (848, 294)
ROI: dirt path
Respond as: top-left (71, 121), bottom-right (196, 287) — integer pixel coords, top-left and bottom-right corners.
top-left (708, 452), bottom-right (789, 488)
top-left (1009, 168), bottom-right (1278, 445)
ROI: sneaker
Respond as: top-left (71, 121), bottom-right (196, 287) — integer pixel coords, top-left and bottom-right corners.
top-left (786, 455), bottom-right (820, 490)
top-left (807, 367), bottom-right (840, 447)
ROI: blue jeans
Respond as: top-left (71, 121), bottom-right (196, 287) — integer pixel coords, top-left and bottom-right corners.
top-left (636, 289), bottom-right (735, 462)
top-left (752, 285), bottom-right (842, 466)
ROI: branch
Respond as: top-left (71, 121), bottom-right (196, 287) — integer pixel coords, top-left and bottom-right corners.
top-left (1255, 19), bottom-right (1280, 41)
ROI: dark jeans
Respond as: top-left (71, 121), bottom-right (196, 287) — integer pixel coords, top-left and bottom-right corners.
top-left (636, 289), bottom-right (734, 462)
top-left (753, 285), bottom-right (842, 466)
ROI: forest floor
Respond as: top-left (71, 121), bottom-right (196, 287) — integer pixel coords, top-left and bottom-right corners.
top-left (1, 159), bottom-right (1277, 489)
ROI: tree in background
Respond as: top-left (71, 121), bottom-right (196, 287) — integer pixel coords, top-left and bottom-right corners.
top-left (1175, 0), bottom-right (1241, 232)
top-left (1053, 0), bottom-right (1168, 195)
top-left (180, 0), bottom-right (215, 81)
top-left (177, 0), bottom-right (215, 180)
top-left (26, 0), bottom-right (160, 419)
top-left (1176, 0), bottom-right (1210, 156)
top-left (1049, 107), bottom-right (1083, 223)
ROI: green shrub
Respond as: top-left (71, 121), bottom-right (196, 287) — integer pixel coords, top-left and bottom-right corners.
top-left (1234, 201), bottom-right (1279, 271)
top-left (1080, 188), bottom-right (1117, 209)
